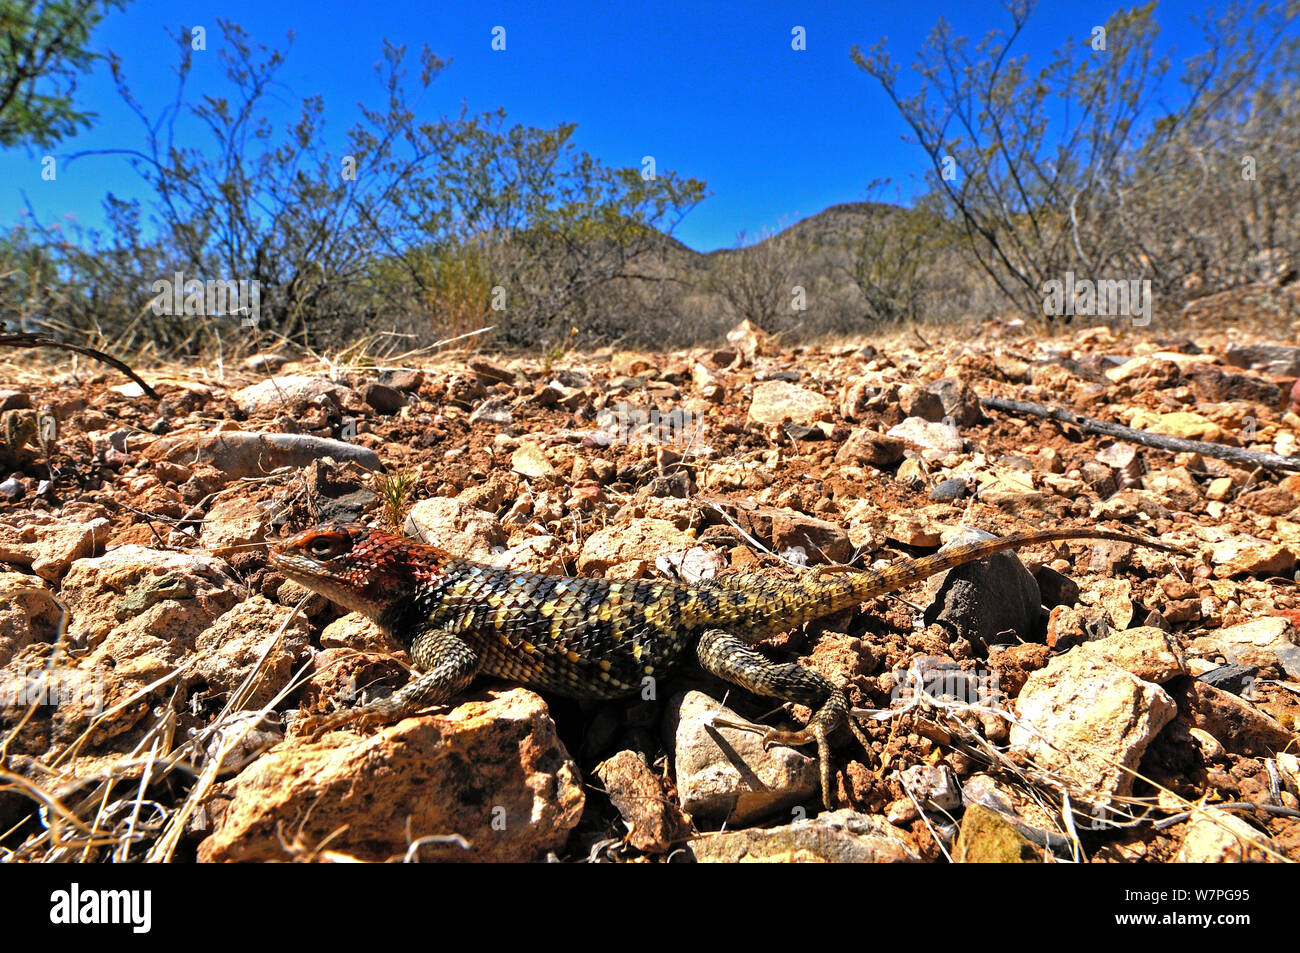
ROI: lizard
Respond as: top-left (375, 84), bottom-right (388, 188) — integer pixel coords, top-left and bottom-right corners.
top-left (270, 521), bottom-right (1181, 809)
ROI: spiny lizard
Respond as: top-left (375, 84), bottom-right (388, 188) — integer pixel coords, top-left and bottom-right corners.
top-left (271, 522), bottom-right (1179, 808)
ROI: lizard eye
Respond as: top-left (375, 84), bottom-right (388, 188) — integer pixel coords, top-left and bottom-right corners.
top-left (304, 531), bottom-right (351, 560)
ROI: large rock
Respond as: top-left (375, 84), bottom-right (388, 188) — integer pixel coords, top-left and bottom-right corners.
top-left (887, 417), bottom-right (962, 455)
top-left (669, 690), bottom-right (818, 823)
top-left (953, 803), bottom-right (1042, 863)
top-left (1009, 653), bottom-right (1176, 806)
top-left (0, 572), bottom-right (61, 667)
top-left (1077, 626), bottom-right (1189, 683)
top-left (192, 596), bottom-right (311, 710)
top-left (1174, 813), bottom-right (1273, 863)
top-left (689, 809), bottom-right (917, 862)
top-left (231, 375), bottom-right (348, 415)
top-left (594, 750), bottom-right (692, 853)
top-left (199, 688), bottom-right (583, 862)
top-left (923, 529), bottom-right (1041, 649)
top-left (1191, 617), bottom-right (1300, 677)
top-left (145, 431), bottom-right (380, 479)
top-left (770, 513), bottom-right (852, 564)
top-left (0, 514), bottom-right (110, 581)
top-left (404, 497), bottom-right (506, 563)
top-left (834, 428), bottom-right (905, 467)
top-left (1166, 677), bottom-right (1297, 757)
top-left (578, 518), bottom-right (697, 575)
top-left (747, 381), bottom-right (832, 427)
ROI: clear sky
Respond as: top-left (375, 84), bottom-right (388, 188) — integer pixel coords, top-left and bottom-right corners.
top-left (0, 0), bottom-right (1253, 252)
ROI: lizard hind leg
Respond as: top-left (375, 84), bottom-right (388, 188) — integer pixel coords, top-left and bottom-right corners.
top-left (299, 628), bottom-right (481, 739)
top-left (696, 629), bottom-right (869, 810)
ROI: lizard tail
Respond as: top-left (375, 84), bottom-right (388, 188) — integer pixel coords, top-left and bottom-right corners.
top-left (821, 527), bottom-right (1181, 617)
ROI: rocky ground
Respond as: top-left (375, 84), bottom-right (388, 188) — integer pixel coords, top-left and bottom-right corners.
top-left (1, 316), bottom-right (1298, 863)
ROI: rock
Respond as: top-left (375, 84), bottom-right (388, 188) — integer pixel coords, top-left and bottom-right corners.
top-left (468, 357), bottom-right (518, 384)
top-left (960, 774), bottom-right (1069, 852)
top-left (192, 596), bottom-right (311, 710)
top-left (1211, 536), bottom-right (1296, 578)
top-left (1223, 343), bottom-right (1300, 377)
top-left (669, 690), bottom-right (818, 824)
top-left (1192, 617), bottom-right (1299, 675)
top-left (1166, 677), bottom-right (1297, 757)
top-left (1195, 665), bottom-right (1258, 696)
top-left (726, 319), bottom-right (773, 363)
top-left (232, 376), bottom-right (348, 415)
top-left (0, 389), bottom-right (31, 411)
top-left (239, 353), bottom-right (289, 373)
top-left (1105, 355), bottom-right (1182, 385)
top-left (0, 477), bottom-right (23, 501)
top-left (358, 381), bottom-right (405, 414)
top-left (1174, 812), bottom-right (1272, 863)
top-left (886, 417), bottom-right (962, 455)
top-left (510, 442), bottom-right (555, 479)
top-left (834, 429), bottom-right (904, 467)
top-left (1077, 626), bottom-right (1189, 683)
top-left (689, 809), bottom-right (918, 863)
top-left (199, 688), bottom-right (583, 862)
top-left (61, 546), bottom-right (243, 649)
top-left (377, 369), bottom-right (424, 392)
top-left (923, 528), bottom-right (1041, 649)
top-left (578, 519), bottom-right (696, 575)
top-left (0, 514), bottom-right (111, 581)
top-left (1032, 565), bottom-right (1079, 608)
top-left (770, 513), bottom-right (852, 564)
top-left (747, 381), bottom-right (833, 427)
top-left (202, 711), bottom-right (284, 776)
top-left (900, 764), bottom-right (961, 812)
top-left (929, 477), bottom-right (969, 502)
top-left (404, 498), bottom-right (506, 562)
top-left (145, 432), bottom-right (380, 479)
top-left (469, 398), bottom-right (514, 426)
top-left (492, 535), bottom-right (566, 575)
top-left (1129, 409), bottom-right (1222, 443)
top-left (1186, 365), bottom-right (1281, 405)
top-left (1010, 653), bottom-right (1176, 806)
top-left (926, 378), bottom-right (983, 427)
top-left (319, 611), bottom-right (402, 655)
top-left (897, 384), bottom-right (945, 421)
top-left (655, 546), bottom-right (726, 585)
top-left (201, 496), bottom-right (272, 558)
top-left (0, 572), bottom-right (61, 667)
top-left (953, 804), bottom-right (1041, 863)
top-left (593, 750), bottom-right (692, 853)
top-left (1237, 486), bottom-right (1299, 516)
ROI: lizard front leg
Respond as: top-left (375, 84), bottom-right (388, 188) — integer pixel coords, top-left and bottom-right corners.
top-left (298, 628), bottom-right (482, 739)
top-left (696, 629), bottom-right (870, 810)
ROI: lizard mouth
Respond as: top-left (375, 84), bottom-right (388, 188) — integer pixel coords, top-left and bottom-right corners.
top-left (269, 548), bottom-right (384, 620)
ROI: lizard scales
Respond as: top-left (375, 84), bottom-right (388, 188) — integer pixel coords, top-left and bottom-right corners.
top-left (271, 521), bottom-right (1176, 807)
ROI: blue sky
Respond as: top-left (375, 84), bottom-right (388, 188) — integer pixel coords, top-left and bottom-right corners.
top-left (1, 0), bottom-right (1248, 252)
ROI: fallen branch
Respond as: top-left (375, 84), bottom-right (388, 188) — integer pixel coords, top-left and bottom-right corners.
top-left (981, 395), bottom-right (1300, 473)
top-left (0, 333), bottom-right (160, 400)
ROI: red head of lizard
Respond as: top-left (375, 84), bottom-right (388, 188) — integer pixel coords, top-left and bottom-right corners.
top-left (270, 523), bottom-right (452, 624)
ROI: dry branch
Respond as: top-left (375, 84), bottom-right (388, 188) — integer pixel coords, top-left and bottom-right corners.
top-left (981, 395), bottom-right (1300, 473)
top-left (0, 333), bottom-right (160, 400)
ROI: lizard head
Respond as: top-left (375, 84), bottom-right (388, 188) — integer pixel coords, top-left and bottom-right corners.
top-left (270, 523), bottom-right (449, 624)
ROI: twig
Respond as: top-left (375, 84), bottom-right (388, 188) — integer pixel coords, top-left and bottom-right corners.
top-left (981, 395), bottom-right (1300, 472)
top-left (0, 333), bottom-right (161, 400)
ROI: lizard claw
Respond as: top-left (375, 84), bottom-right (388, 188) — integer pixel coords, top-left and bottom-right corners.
top-left (295, 707), bottom-right (386, 741)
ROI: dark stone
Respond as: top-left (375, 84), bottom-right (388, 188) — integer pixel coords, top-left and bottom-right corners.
top-left (1195, 664), bottom-right (1259, 696)
top-left (929, 477), bottom-right (969, 502)
top-left (924, 529), bottom-right (1042, 649)
top-left (359, 382), bottom-right (405, 415)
